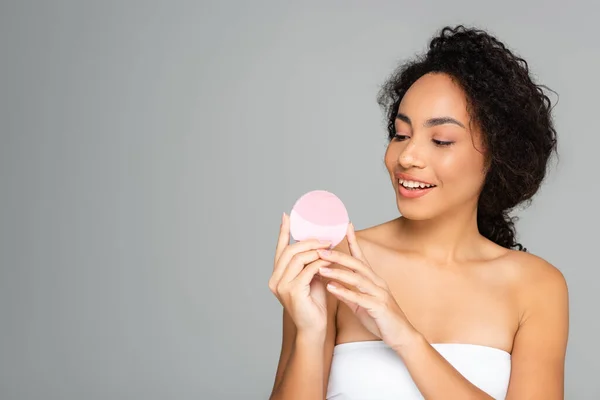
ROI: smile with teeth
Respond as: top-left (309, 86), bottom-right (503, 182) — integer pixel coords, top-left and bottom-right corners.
top-left (398, 179), bottom-right (436, 190)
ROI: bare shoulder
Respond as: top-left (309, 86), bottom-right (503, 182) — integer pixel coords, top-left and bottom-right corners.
top-left (350, 218), bottom-right (399, 248)
top-left (501, 249), bottom-right (569, 340)
top-left (505, 250), bottom-right (568, 298)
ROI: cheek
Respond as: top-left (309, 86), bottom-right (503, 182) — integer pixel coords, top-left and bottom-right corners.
top-left (384, 143), bottom-right (397, 169)
top-left (437, 150), bottom-right (486, 188)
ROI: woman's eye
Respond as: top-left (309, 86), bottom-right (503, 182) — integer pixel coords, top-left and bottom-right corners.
top-left (393, 134), bottom-right (410, 141)
top-left (433, 139), bottom-right (454, 147)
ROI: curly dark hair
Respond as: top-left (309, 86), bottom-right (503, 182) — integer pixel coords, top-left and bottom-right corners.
top-left (377, 25), bottom-right (558, 252)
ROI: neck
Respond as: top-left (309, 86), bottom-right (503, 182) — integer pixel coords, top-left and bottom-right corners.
top-left (395, 205), bottom-right (486, 264)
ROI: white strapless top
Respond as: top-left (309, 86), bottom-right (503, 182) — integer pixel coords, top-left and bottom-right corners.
top-left (326, 340), bottom-right (511, 400)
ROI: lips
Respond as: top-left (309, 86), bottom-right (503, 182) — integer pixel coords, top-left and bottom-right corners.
top-left (398, 179), bottom-right (436, 190)
top-left (394, 172), bottom-right (437, 199)
top-left (395, 172), bottom-right (436, 186)
top-left (397, 183), bottom-right (435, 199)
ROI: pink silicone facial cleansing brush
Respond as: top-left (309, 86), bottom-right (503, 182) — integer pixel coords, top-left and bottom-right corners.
top-left (289, 190), bottom-right (349, 247)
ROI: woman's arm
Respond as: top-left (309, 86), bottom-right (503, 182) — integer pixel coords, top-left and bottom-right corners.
top-left (394, 332), bottom-right (497, 399)
top-left (395, 257), bottom-right (568, 400)
top-left (504, 258), bottom-right (568, 399)
top-left (269, 286), bottom-right (338, 400)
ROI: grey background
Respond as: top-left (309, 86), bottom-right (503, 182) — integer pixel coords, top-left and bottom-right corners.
top-left (1, 0), bottom-right (598, 399)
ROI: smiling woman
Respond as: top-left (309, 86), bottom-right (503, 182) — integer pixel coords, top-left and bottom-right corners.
top-left (268, 25), bottom-right (567, 400)
top-left (384, 72), bottom-right (492, 217)
top-left (378, 26), bottom-right (558, 252)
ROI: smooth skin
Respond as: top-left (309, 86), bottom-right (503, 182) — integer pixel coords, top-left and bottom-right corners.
top-left (268, 72), bottom-right (569, 400)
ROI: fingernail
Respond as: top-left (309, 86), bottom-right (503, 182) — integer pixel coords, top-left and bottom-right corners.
top-left (282, 212), bottom-right (286, 223)
top-left (319, 267), bottom-right (331, 274)
top-left (318, 249), bottom-right (331, 256)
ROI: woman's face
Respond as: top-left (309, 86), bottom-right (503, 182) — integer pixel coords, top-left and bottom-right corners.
top-left (384, 72), bottom-right (488, 220)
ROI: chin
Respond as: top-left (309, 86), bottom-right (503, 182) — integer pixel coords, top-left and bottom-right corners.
top-left (396, 200), bottom-right (439, 221)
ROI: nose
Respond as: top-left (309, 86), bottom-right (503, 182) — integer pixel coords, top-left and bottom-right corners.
top-left (397, 140), bottom-right (426, 169)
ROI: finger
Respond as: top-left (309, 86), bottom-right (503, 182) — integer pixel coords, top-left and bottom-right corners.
top-left (317, 249), bottom-right (385, 287)
top-left (318, 266), bottom-right (380, 296)
top-left (273, 239), bottom-right (332, 281)
top-left (271, 249), bottom-right (321, 294)
top-left (326, 281), bottom-right (376, 310)
top-left (279, 249), bottom-right (323, 285)
top-left (293, 259), bottom-right (333, 288)
top-left (347, 222), bottom-right (367, 263)
top-left (274, 213), bottom-right (290, 267)
top-left (317, 249), bottom-right (362, 270)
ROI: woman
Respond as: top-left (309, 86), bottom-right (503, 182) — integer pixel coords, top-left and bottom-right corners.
top-left (268, 25), bottom-right (568, 399)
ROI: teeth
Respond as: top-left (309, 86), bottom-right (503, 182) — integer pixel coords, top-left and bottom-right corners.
top-left (399, 179), bottom-right (434, 189)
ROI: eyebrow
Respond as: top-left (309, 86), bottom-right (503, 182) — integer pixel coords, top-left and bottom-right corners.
top-left (396, 112), bottom-right (466, 129)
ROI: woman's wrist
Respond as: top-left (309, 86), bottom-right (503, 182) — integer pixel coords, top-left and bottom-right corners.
top-left (295, 328), bottom-right (327, 347)
top-left (391, 327), bottom-right (427, 357)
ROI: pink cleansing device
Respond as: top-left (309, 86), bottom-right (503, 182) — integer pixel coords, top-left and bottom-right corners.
top-left (289, 190), bottom-right (349, 247)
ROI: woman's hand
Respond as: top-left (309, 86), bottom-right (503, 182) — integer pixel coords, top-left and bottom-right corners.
top-left (316, 223), bottom-right (418, 351)
top-left (268, 213), bottom-right (334, 337)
